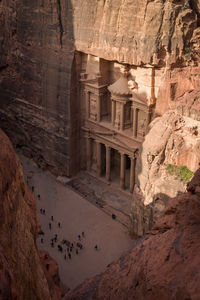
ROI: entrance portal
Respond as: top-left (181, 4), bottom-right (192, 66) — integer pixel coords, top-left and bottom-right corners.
top-left (110, 148), bottom-right (120, 185)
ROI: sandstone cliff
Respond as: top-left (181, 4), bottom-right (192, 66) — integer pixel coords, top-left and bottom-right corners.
top-left (0, 0), bottom-right (200, 176)
top-left (73, 0), bottom-right (198, 66)
top-left (0, 129), bottom-right (61, 299)
top-left (137, 108), bottom-right (200, 205)
top-left (64, 168), bottom-right (200, 300)
top-left (131, 95), bottom-right (200, 236)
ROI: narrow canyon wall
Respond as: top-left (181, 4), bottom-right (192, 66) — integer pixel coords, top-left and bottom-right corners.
top-left (0, 0), bottom-right (77, 176)
top-left (64, 169), bottom-right (200, 300)
top-left (0, 0), bottom-right (200, 177)
top-left (0, 129), bottom-right (62, 299)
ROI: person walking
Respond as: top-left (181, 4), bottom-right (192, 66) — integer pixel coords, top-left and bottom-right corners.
top-left (68, 253), bottom-right (71, 259)
top-left (54, 234), bottom-right (57, 242)
top-left (51, 216), bottom-right (54, 221)
top-left (58, 222), bottom-right (61, 228)
top-left (49, 223), bottom-right (51, 230)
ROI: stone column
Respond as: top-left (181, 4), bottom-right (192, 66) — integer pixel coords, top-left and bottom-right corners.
top-left (86, 137), bottom-right (92, 171)
top-left (133, 107), bottom-right (137, 138)
top-left (85, 91), bottom-right (90, 119)
top-left (111, 100), bottom-right (115, 126)
top-left (97, 96), bottom-right (101, 122)
top-left (106, 145), bottom-right (111, 181)
top-left (120, 102), bottom-right (125, 131)
top-left (120, 152), bottom-right (125, 189)
top-left (96, 141), bottom-right (101, 176)
top-left (129, 156), bottom-right (136, 193)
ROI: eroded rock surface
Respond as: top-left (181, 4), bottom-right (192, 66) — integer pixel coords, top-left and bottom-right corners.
top-left (64, 169), bottom-right (200, 300)
top-left (73, 0), bottom-right (198, 66)
top-left (0, 129), bottom-right (62, 299)
top-left (137, 109), bottom-right (200, 206)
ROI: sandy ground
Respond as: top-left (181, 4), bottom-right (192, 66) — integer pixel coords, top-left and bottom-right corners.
top-left (19, 154), bottom-right (133, 290)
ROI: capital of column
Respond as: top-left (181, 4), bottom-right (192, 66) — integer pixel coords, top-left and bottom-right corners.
top-left (128, 154), bottom-right (136, 160)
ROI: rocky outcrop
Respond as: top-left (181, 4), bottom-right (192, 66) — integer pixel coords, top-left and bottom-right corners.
top-left (155, 66), bottom-right (200, 115)
top-left (176, 88), bottom-right (200, 121)
top-left (64, 169), bottom-right (200, 300)
top-left (39, 251), bottom-right (66, 299)
top-left (137, 110), bottom-right (200, 206)
top-left (0, 129), bottom-right (62, 299)
top-left (129, 104), bottom-right (200, 236)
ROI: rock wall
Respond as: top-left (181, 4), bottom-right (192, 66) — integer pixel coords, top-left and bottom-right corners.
top-left (0, 0), bottom-right (200, 176)
top-left (0, 0), bottom-right (78, 176)
top-left (130, 99), bottom-right (200, 236)
top-left (73, 0), bottom-right (197, 66)
top-left (137, 109), bottom-right (200, 204)
top-left (0, 129), bottom-right (62, 299)
top-left (64, 168), bottom-right (200, 300)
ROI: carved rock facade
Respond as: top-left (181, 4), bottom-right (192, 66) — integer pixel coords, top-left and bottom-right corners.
top-left (0, 0), bottom-right (200, 235)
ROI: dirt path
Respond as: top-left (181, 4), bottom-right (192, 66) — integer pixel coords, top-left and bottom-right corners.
top-left (19, 154), bottom-right (134, 290)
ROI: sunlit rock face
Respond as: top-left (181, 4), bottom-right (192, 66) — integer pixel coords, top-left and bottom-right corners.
top-left (64, 169), bottom-right (200, 300)
top-left (0, 0), bottom-right (200, 177)
top-left (73, 0), bottom-right (197, 66)
top-left (137, 109), bottom-right (200, 205)
top-left (132, 97), bottom-right (200, 235)
top-left (0, 129), bottom-right (61, 300)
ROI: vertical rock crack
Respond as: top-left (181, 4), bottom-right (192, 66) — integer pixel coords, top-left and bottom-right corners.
top-left (57, 0), bottom-right (64, 48)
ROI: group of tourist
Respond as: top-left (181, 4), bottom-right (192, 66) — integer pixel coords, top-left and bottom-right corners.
top-left (30, 182), bottom-right (99, 262)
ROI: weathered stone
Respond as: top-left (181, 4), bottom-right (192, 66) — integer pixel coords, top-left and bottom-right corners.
top-left (0, 129), bottom-right (52, 299)
top-left (137, 110), bottom-right (200, 207)
top-left (73, 0), bottom-right (197, 66)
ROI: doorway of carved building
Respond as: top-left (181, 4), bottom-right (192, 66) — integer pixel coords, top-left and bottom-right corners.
top-left (125, 154), bottom-right (130, 191)
top-left (110, 148), bottom-right (120, 186)
top-left (101, 143), bottom-right (106, 176)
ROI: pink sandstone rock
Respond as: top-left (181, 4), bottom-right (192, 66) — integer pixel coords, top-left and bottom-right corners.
top-left (0, 129), bottom-right (62, 299)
